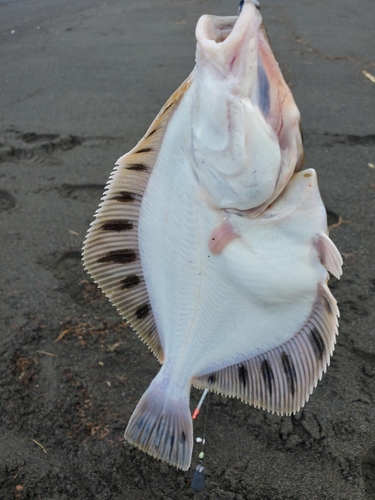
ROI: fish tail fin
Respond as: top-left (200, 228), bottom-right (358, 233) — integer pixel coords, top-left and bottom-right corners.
top-left (124, 377), bottom-right (193, 470)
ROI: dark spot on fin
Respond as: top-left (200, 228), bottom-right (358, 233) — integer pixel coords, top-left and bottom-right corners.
top-left (127, 163), bottom-right (148, 171)
top-left (156, 417), bottom-right (163, 440)
top-left (261, 359), bottom-right (274, 396)
top-left (281, 352), bottom-right (296, 397)
top-left (309, 327), bottom-right (324, 360)
top-left (98, 249), bottom-right (136, 264)
top-left (101, 220), bottom-right (133, 231)
top-left (208, 373), bottom-right (216, 385)
top-left (169, 433), bottom-right (175, 458)
top-left (147, 129), bottom-right (157, 138)
top-left (113, 191), bottom-right (137, 203)
top-left (164, 103), bottom-right (173, 112)
top-left (120, 274), bottom-right (140, 289)
top-left (135, 148), bottom-right (152, 154)
top-left (137, 417), bottom-right (144, 429)
top-left (238, 364), bottom-right (248, 387)
top-left (136, 303), bottom-right (150, 320)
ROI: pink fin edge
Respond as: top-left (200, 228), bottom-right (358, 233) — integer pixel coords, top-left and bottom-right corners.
top-left (314, 233), bottom-right (343, 279)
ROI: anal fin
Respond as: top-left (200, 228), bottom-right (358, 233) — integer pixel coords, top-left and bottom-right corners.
top-left (193, 284), bottom-right (339, 415)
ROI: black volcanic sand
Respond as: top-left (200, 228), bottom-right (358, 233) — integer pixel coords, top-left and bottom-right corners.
top-left (1, 0), bottom-right (374, 498)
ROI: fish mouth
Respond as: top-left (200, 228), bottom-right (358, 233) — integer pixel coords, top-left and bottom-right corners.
top-left (195, 1), bottom-right (262, 74)
top-left (196, 0), bottom-right (262, 47)
top-left (197, 16), bottom-right (237, 45)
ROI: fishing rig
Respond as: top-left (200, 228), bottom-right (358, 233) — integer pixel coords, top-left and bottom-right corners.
top-left (191, 389), bottom-right (209, 492)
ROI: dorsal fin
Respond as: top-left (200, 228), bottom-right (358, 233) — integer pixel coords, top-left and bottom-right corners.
top-left (82, 73), bottom-right (194, 363)
top-left (193, 284), bottom-right (339, 415)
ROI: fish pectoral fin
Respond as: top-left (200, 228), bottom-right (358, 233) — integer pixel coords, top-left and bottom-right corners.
top-left (193, 284), bottom-right (339, 415)
top-left (314, 233), bottom-right (343, 280)
top-left (208, 217), bottom-right (240, 254)
top-left (124, 377), bottom-right (193, 471)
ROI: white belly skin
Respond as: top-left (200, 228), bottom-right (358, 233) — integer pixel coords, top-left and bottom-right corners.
top-left (138, 94), bottom-right (328, 401)
top-left (84, 2), bottom-right (337, 472)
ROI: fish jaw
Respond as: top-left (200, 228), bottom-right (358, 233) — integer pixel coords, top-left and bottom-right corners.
top-left (192, 1), bottom-right (303, 213)
top-left (195, 7), bottom-right (260, 90)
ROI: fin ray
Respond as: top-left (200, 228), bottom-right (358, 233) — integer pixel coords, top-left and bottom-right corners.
top-left (124, 378), bottom-right (193, 470)
top-left (193, 284), bottom-right (339, 415)
top-left (315, 232), bottom-right (343, 279)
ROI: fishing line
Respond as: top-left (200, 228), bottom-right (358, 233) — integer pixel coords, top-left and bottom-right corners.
top-left (192, 388), bottom-right (209, 420)
top-left (191, 388), bottom-right (210, 492)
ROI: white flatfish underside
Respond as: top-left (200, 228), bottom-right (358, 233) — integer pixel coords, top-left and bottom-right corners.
top-left (82, 1), bottom-right (343, 471)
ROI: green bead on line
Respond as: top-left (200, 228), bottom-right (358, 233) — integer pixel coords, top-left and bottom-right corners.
top-left (199, 452), bottom-right (205, 460)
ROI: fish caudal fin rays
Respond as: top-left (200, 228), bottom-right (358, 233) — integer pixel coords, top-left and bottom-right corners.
top-left (82, 74), bottom-right (194, 363)
top-left (193, 284), bottom-right (339, 415)
top-left (124, 379), bottom-right (193, 471)
top-left (315, 233), bottom-right (343, 280)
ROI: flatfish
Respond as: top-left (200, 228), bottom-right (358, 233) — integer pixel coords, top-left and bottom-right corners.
top-left (82, 0), bottom-right (342, 470)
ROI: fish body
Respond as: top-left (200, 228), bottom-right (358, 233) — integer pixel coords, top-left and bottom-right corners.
top-left (82, 0), bottom-right (342, 470)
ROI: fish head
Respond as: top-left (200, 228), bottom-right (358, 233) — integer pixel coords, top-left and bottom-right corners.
top-left (192, 0), bottom-right (304, 212)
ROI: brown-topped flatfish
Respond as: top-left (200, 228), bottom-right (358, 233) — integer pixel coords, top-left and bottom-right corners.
top-left (82, 0), bottom-right (342, 470)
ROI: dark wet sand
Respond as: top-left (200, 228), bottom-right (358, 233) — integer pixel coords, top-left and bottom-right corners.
top-left (0, 0), bottom-right (374, 498)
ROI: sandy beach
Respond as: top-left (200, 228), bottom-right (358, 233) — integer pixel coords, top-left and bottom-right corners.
top-left (0, 0), bottom-right (374, 498)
